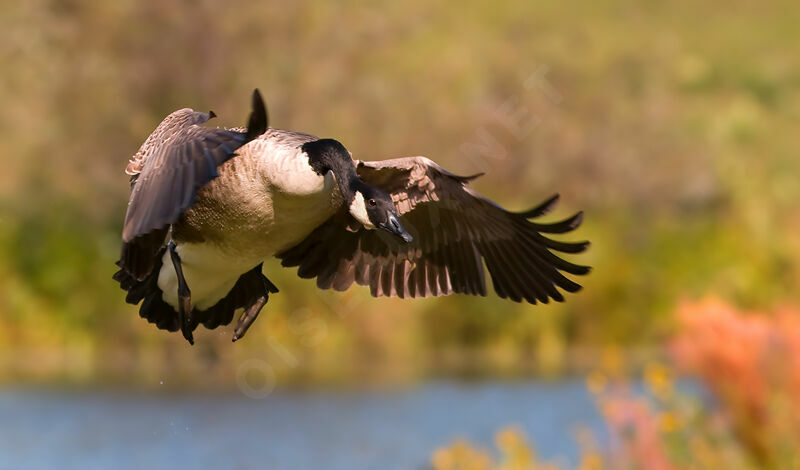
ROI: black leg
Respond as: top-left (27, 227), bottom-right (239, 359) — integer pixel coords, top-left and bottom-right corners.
top-left (168, 241), bottom-right (196, 345)
top-left (232, 294), bottom-right (267, 342)
top-left (231, 269), bottom-right (277, 342)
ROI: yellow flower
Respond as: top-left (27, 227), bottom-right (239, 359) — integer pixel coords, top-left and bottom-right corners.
top-left (644, 362), bottom-right (673, 399)
top-left (659, 411), bottom-right (681, 433)
top-left (579, 453), bottom-right (604, 470)
top-left (586, 371), bottom-right (608, 395)
top-left (431, 447), bottom-right (454, 470)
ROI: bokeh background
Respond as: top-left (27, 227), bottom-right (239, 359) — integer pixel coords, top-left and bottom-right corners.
top-left (2, 0), bottom-right (799, 468)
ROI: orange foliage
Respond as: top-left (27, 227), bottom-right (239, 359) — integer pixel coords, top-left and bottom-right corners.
top-left (671, 297), bottom-right (800, 462)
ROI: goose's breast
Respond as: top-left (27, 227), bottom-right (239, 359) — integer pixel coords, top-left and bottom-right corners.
top-left (262, 143), bottom-right (329, 197)
top-left (161, 164), bottom-right (341, 311)
top-left (254, 143), bottom-right (344, 252)
top-left (177, 139), bottom-right (342, 249)
top-left (267, 171), bottom-right (341, 251)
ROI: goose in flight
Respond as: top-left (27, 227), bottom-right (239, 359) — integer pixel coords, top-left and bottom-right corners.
top-left (114, 89), bottom-right (590, 344)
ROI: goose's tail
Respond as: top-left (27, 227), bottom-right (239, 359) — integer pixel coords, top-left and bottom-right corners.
top-left (113, 256), bottom-right (279, 336)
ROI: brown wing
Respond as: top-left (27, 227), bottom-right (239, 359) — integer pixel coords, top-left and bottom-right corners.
top-left (277, 157), bottom-right (590, 304)
top-left (119, 90), bottom-right (268, 280)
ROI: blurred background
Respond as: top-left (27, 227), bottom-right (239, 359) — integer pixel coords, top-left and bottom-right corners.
top-left (2, 0), bottom-right (799, 468)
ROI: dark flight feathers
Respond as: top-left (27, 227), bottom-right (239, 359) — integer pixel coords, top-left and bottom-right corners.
top-left (278, 157), bottom-right (590, 304)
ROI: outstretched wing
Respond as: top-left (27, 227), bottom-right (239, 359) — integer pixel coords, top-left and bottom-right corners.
top-left (119, 89), bottom-right (268, 280)
top-left (277, 157), bottom-right (590, 304)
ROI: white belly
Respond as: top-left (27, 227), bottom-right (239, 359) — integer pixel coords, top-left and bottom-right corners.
top-left (158, 243), bottom-right (255, 310)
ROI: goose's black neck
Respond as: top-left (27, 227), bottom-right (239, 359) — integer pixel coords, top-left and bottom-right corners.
top-left (302, 138), bottom-right (362, 202)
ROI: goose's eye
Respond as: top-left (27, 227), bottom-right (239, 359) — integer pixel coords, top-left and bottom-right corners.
top-left (368, 199), bottom-right (377, 207)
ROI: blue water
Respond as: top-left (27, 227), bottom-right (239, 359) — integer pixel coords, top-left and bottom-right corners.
top-left (0, 380), bottom-right (606, 470)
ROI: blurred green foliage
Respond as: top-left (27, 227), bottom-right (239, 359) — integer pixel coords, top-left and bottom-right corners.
top-left (1, 0), bottom-right (799, 386)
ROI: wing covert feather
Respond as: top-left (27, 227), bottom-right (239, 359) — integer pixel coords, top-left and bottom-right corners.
top-left (278, 157), bottom-right (590, 304)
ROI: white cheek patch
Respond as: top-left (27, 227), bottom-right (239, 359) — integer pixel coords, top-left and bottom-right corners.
top-left (349, 192), bottom-right (375, 229)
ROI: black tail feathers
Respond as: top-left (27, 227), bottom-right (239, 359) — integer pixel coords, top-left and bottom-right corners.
top-left (113, 256), bottom-right (277, 336)
top-left (113, 247), bottom-right (180, 332)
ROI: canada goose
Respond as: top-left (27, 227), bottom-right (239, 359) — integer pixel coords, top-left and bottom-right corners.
top-left (114, 89), bottom-right (590, 344)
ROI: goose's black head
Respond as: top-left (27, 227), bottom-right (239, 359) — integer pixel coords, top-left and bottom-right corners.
top-left (349, 183), bottom-right (413, 243)
top-left (301, 138), bottom-right (413, 243)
